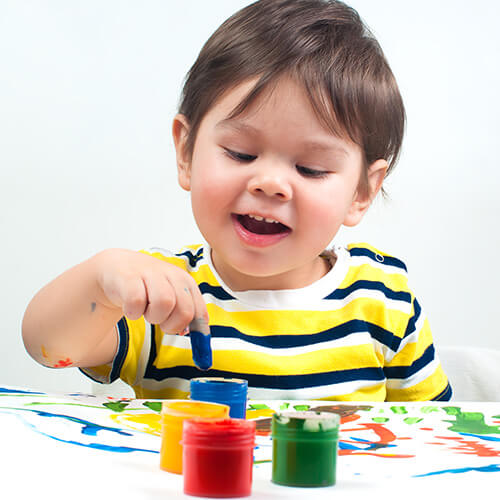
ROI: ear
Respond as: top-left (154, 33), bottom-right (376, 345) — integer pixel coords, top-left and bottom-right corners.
top-left (343, 159), bottom-right (388, 227)
top-left (172, 113), bottom-right (192, 191)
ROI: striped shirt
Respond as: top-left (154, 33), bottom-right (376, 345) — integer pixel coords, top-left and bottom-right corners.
top-left (82, 243), bottom-right (451, 402)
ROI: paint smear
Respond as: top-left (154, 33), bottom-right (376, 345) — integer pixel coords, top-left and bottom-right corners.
top-left (415, 463), bottom-right (500, 477)
top-left (435, 435), bottom-right (500, 457)
top-left (443, 407), bottom-right (500, 435)
top-left (109, 413), bottom-right (162, 436)
top-left (390, 406), bottom-right (408, 415)
top-left (0, 408), bottom-right (158, 454)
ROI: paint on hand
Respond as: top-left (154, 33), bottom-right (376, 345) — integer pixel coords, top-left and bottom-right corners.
top-left (53, 358), bottom-right (73, 368)
top-left (189, 318), bottom-right (212, 371)
top-left (41, 345), bottom-right (49, 359)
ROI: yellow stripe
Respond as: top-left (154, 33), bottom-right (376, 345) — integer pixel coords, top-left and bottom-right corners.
top-left (342, 264), bottom-right (409, 291)
top-left (386, 319), bottom-right (433, 367)
top-left (207, 300), bottom-right (409, 336)
top-left (386, 364), bottom-right (448, 401)
top-left (155, 343), bottom-right (381, 375)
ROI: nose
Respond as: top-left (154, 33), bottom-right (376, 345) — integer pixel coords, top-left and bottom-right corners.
top-left (246, 164), bottom-right (292, 201)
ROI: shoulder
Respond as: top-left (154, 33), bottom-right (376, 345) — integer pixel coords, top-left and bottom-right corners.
top-left (339, 242), bottom-right (413, 301)
top-left (140, 244), bottom-right (206, 271)
top-left (344, 242), bottom-right (408, 274)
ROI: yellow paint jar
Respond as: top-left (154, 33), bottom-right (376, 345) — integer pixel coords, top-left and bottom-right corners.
top-left (160, 400), bottom-right (230, 474)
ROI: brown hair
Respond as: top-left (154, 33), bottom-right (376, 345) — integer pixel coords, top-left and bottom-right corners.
top-left (178, 0), bottom-right (405, 190)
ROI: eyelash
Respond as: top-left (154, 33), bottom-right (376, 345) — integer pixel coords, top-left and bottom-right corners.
top-left (223, 149), bottom-right (329, 179)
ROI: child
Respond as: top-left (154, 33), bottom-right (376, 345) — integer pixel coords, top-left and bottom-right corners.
top-left (22, 0), bottom-right (451, 402)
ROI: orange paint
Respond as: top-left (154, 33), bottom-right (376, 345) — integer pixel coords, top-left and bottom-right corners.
top-left (340, 413), bottom-right (361, 424)
top-left (160, 400), bottom-right (229, 474)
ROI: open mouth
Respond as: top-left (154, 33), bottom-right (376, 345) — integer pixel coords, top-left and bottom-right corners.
top-left (235, 214), bottom-right (291, 235)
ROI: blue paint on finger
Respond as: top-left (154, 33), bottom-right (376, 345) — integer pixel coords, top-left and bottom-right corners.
top-left (190, 330), bottom-right (213, 371)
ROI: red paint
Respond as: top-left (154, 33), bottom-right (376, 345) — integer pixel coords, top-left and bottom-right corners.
top-left (53, 358), bottom-right (73, 368)
top-left (420, 428), bottom-right (433, 431)
top-left (183, 418), bottom-right (256, 498)
top-left (435, 435), bottom-right (500, 457)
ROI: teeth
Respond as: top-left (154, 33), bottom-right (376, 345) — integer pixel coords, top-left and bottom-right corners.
top-left (248, 214), bottom-right (279, 224)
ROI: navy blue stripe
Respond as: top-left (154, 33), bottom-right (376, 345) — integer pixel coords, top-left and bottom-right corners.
top-left (198, 282), bottom-right (235, 301)
top-left (175, 247), bottom-right (204, 268)
top-left (109, 317), bottom-right (130, 382)
top-left (432, 383), bottom-right (452, 401)
top-left (144, 323), bottom-right (159, 380)
top-left (210, 320), bottom-right (400, 351)
top-left (349, 247), bottom-right (407, 271)
top-left (323, 280), bottom-right (412, 303)
top-left (403, 298), bottom-right (421, 339)
top-left (384, 344), bottom-right (435, 380)
top-left (144, 364), bottom-right (385, 390)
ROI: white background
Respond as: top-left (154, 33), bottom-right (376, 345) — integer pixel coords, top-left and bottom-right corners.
top-left (1, 0), bottom-right (499, 394)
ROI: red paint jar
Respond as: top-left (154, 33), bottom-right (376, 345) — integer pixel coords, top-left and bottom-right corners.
top-left (182, 418), bottom-right (256, 498)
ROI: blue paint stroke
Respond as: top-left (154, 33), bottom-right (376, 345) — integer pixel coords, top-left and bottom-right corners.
top-left (34, 429), bottom-right (159, 454)
top-left (414, 463), bottom-right (500, 477)
top-left (0, 407), bottom-right (132, 437)
top-left (0, 409), bottom-right (158, 454)
top-left (459, 432), bottom-right (500, 442)
top-left (339, 437), bottom-right (396, 451)
top-left (0, 387), bottom-right (45, 395)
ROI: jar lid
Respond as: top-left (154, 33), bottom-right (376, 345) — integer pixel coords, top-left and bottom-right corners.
top-left (190, 377), bottom-right (248, 399)
top-left (183, 418), bottom-right (256, 447)
top-left (161, 400), bottom-right (229, 420)
top-left (272, 411), bottom-right (340, 440)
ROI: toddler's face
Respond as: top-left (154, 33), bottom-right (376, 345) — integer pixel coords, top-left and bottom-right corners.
top-left (174, 77), bottom-right (384, 291)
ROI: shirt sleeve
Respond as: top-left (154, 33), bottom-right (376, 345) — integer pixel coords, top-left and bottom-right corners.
top-left (80, 315), bottom-right (155, 393)
top-left (383, 295), bottom-right (452, 401)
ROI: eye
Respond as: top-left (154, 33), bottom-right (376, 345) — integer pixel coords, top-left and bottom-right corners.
top-left (224, 148), bottom-right (257, 163)
top-left (296, 165), bottom-right (329, 178)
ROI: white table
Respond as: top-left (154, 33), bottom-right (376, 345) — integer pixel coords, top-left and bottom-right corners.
top-left (1, 386), bottom-right (500, 499)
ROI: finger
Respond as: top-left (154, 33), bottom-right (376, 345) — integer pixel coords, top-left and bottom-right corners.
top-left (142, 274), bottom-right (176, 325)
top-left (159, 282), bottom-right (196, 334)
top-left (121, 277), bottom-right (149, 320)
top-left (186, 279), bottom-right (209, 329)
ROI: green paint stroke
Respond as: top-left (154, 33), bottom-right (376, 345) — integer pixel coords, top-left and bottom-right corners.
top-left (390, 406), bottom-right (408, 414)
top-left (372, 417), bottom-right (390, 423)
top-left (443, 407), bottom-right (500, 435)
top-left (249, 403), bottom-right (271, 410)
top-left (420, 406), bottom-right (439, 414)
top-left (142, 401), bottom-right (162, 413)
top-left (279, 403), bottom-right (290, 410)
top-left (404, 417), bottom-right (423, 425)
top-left (293, 404), bottom-right (310, 411)
top-left (103, 401), bottom-right (129, 413)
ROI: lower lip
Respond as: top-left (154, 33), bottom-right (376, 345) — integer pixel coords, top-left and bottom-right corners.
top-left (231, 214), bottom-right (291, 248)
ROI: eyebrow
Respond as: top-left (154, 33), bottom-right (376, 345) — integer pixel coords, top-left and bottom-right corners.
top-left (215, 119), bottom-right (349, 157)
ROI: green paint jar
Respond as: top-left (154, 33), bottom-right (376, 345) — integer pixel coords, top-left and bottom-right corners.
top-left (271, 411), bottom-right (340, 487)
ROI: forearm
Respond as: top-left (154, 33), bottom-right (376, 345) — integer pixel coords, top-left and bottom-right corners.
top-left (22, 251), bottom-right (122, 368)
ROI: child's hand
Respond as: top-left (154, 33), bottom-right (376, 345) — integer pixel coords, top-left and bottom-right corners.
top-left (95, 249), bottom-right (208, 334)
